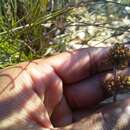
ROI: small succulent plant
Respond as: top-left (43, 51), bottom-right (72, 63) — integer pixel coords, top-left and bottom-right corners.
top-left (105, 43), bottom-right (130, 102)
top-left (110, 43), bottom-right (129, 69)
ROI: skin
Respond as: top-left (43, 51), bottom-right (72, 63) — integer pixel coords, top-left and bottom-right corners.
top-left (0, 47), bottom-right (130, 130)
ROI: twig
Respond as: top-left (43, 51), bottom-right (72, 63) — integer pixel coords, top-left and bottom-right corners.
top-left (66, 22), bottom-right (130, 32)
top-left (0, 24), bottom-right (32, 35)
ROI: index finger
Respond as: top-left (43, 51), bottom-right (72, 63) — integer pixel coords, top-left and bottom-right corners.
top-left (37, 47), bottom-right (112, 84)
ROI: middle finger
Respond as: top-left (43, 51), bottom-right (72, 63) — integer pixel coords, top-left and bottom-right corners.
top-left (64, 68), bottom-right (130, 109)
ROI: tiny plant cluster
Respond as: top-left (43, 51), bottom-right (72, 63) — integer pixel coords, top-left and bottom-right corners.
top-left (104, 43), bottom-right (130, 102)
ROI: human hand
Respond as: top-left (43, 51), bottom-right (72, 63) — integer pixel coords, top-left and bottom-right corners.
top-left (0, 47), bottom-right (130, 130)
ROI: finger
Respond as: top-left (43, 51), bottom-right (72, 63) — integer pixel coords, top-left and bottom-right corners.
top-left (64, 74), bottom-right (104, 109)
top-left (72, 92), bottom-right (130, 122)
top-left (64, 68), bottom-right (130, 109)
top-left (36, 47), bottom-right (112, 84)
top-left (55, 94), bottom-right (130, 130)
top-left (72, 93), bottom-right (130, 122)
top-left (51, 96), bottom-right (72, 127)
top-left (54, 112), bottom-right (106, 130)
top-left (54, 94), bottom-right (130, 126)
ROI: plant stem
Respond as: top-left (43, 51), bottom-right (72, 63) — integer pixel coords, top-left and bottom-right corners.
top-left (113, 65), bottom-right (117, 102)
